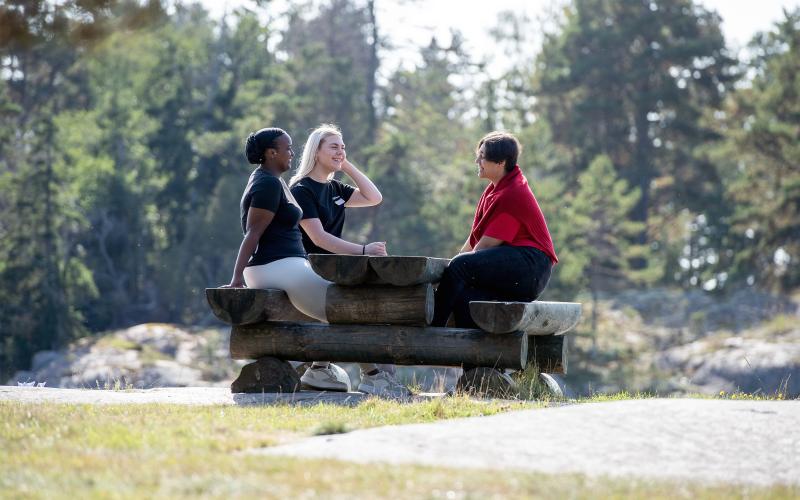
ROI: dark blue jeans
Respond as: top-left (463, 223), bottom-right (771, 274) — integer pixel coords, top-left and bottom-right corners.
top-left (432, 245), bottom-right (553, 328)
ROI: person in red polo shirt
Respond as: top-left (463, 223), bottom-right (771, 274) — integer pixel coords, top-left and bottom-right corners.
top-left (432, 131), bottom-right (558, 328)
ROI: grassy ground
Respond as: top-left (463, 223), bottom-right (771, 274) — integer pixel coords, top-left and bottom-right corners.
top-left (2, 397), bottom-right (796, 499)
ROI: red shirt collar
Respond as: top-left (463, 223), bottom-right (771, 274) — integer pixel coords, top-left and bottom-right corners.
top-left (487, 165), bottom-right (522, 194)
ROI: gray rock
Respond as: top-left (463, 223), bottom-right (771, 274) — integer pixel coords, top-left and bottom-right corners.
top-left (7, 324), bottom-right (237, 389)
top-left (657, 337), bottom-right (800, 397)
top-left (231, 357), bottom-right (301, 393)
top-left (613, 288), bottom-right (796, 333)
top-left (31, 350), bottom-right (59, 371)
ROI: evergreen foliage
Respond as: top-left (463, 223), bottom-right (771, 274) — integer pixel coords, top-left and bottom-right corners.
top-left (0, 0), bottom-right (797, 377)
top-left (713, 10), bottom-right (800, 291)
top-left (533, 0), bottom-right (738, 283)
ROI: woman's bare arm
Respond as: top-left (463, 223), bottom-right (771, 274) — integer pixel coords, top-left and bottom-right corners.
top-left (472, 235), bottom-right (504, 252)
top-left (224, 207), bottom-right (274, 287)
top-left (300, 218), bottom-right (386, 256)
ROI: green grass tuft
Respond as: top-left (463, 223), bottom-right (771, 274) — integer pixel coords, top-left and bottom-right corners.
top-left (312, 420), bottom-right (350, 435)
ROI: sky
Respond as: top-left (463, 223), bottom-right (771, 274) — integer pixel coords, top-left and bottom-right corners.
top-left (199, 0), bottom-right (799, 72)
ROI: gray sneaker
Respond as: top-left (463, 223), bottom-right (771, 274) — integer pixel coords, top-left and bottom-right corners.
top-left (300, 363), bottom-right (351, 392)
top-left (358, 370), bottom-right (412, 398)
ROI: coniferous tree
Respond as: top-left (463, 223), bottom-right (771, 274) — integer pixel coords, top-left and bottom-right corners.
top-left (0, 1), bottom-right (164, 376)
top-left (534, 0), bottom-right (738, 284)
top-left (559, 155), bottom-right (647, 331)
top-left (714, 10), bottom-right (800, 291)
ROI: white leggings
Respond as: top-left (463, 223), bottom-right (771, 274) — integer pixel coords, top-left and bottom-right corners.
top-left (243, 257), bottom-right (330, 322)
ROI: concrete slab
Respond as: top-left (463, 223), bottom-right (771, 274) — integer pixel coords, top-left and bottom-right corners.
top-left (0, 385), bottom-right (440, 406)
top-left (258, 398), bottom-right (800, 486)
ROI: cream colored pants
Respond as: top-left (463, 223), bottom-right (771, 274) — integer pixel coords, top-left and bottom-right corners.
top-left (243, 257), bottom-right (330, 322)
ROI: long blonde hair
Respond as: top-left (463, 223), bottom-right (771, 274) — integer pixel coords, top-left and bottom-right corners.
top-left (289, 124), bottom-right (343, 186)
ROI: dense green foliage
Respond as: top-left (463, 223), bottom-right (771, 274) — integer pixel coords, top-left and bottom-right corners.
top-left (1, 0), bottom-right (798, 376)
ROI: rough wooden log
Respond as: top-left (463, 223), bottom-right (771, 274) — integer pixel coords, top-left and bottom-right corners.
top-left (308, 254), bottom-right (376, 285)
top-left (325, 284), bottom-right (433, 325)
top-left (529, 334), bottom-right (567, 374)
top-left (469, 301), bottom-right (582, 335)
top-left (368, 256), bottom-right (450, 286)
top-left (457, 367), bottom-right (518, 398)
top-left (205, 288), bottom-right (316, 325)
top-left (308, 254), bottom-right (449, 286)
top-left (230, 322), bottom-right (527, 370)
top-left (231, 357), bottom-right (301, 393)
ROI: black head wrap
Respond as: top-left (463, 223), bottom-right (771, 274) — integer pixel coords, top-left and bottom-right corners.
top-left (245, 127), bottom-right (287, 165)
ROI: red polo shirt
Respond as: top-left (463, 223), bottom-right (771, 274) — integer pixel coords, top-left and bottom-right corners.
top-left (468, 166), bottom-right (558, 263)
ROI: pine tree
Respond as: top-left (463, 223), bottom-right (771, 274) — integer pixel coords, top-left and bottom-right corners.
top-left (534, 0), bottom-right (738, 283)
top-left (559, 155), bottom-right (648, 331)
top-left (716, 10), bottom-right (800, 291)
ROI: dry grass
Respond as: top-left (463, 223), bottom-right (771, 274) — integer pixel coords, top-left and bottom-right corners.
top-left (2, 398), bottom-right (796, 499)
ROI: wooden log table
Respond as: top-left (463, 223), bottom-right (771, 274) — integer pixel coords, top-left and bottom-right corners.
top-left (308, 254), bottom-right (450, 286)
top-left (205, 254), bottom-right (581, 397)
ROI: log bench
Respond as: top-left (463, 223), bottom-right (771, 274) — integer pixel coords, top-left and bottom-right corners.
top-left (206, 254), bottom-right (581, 397)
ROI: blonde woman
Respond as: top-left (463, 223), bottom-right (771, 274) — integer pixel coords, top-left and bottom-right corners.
top-left (289, 124), bottom-right (387, 256)
top-left (290, 124), bottom-right (409, 398)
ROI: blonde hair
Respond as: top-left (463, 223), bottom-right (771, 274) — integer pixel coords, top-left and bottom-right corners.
top-left (289, 124), bottom-right (343, 186)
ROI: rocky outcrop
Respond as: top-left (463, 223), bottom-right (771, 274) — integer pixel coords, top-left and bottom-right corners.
top-left (613, 288), bottom-right (797, 333)
top-left (567, 289), bottom-right (800, 398)
top-left (8, 324), bottom-right (241, 389)
top-left (656, 334), bottom-right (800, 397)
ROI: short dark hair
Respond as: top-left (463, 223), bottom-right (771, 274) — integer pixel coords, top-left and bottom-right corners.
top-left (245, 127), bottom-right (287, 165)
top-left (478, 131), bottom-right (521, 173)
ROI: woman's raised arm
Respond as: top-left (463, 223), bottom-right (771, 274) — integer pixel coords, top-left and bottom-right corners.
top-left (342, 160), bottom-right (382, 207)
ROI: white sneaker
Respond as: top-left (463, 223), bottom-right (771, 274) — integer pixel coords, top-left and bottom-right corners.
top-left (300, 363), bottom-right (351, 392)
top-left (358, 370), bottom-right (412, 398)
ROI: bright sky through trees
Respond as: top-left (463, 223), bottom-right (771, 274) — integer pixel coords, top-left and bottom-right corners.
top-left (201, 0), bottom-right (799, 70)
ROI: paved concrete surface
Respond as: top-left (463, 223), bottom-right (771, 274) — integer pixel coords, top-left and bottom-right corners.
top-left (260, 398), bottom-right (800, 486)
top-left (0, 385), bottom-right (377, 406)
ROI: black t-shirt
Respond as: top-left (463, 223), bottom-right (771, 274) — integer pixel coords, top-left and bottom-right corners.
top-left (240, 168), bottom-right (306, 266)
top-left (290, 177), bottom-right (356, 254)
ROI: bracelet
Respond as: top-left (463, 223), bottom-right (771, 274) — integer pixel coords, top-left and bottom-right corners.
top-left (362, 244), bottom-right (366, 255)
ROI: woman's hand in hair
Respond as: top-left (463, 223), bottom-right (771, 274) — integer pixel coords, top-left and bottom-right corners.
top-left (365, 241), bottom-right (388, 256)
top-left (343, 160), bottom-right (383, 207)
